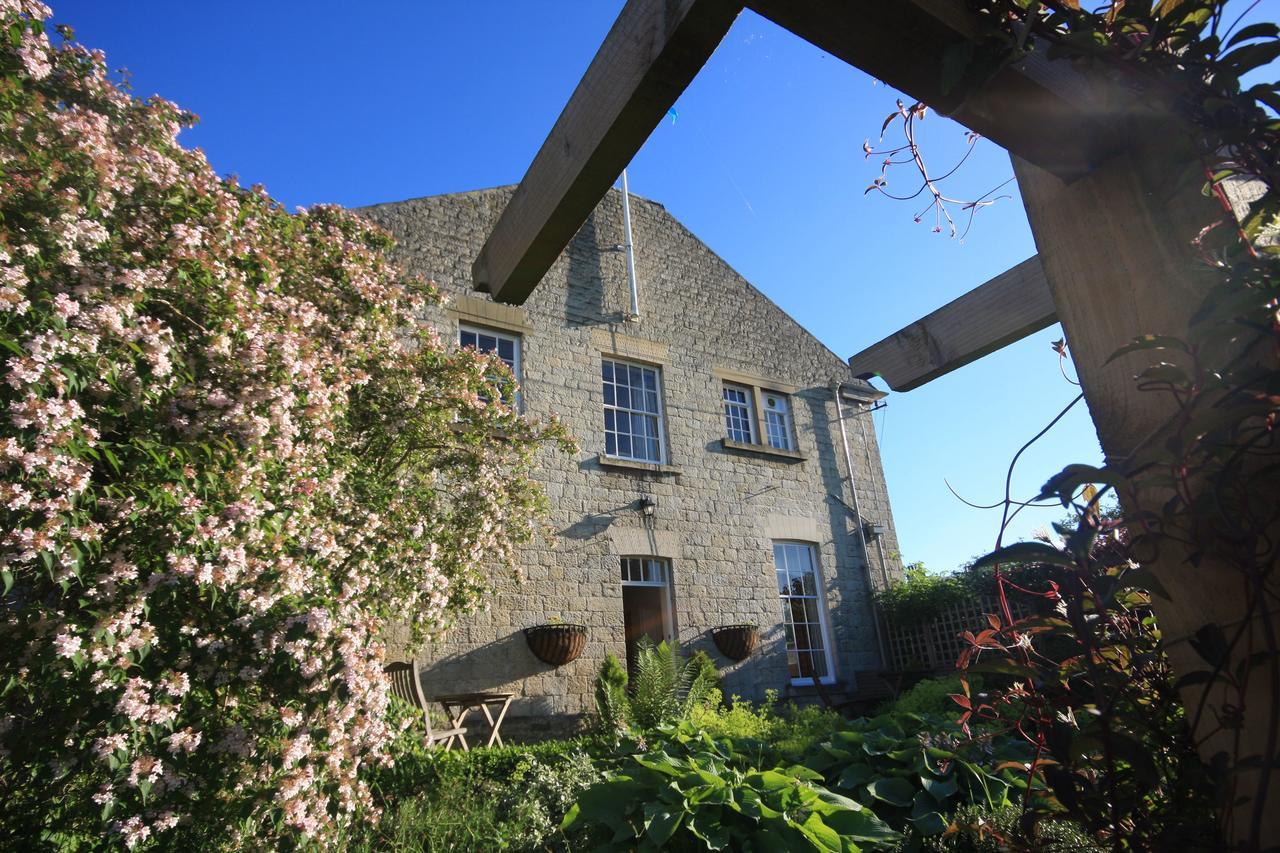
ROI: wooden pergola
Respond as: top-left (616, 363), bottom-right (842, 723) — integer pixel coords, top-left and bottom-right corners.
top-left (470, 0), bottom-right (1276, 843)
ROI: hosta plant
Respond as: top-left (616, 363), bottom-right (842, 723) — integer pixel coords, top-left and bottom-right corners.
top-left (562, 729), bottom-right (900, 851)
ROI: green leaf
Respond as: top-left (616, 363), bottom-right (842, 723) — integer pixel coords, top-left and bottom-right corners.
top-left (642, 802), bottom-right (682, 846)
top-left (866, 776), bottom-right (916, 808)
top-left (2, 569), bottom-right (11, 595)
top-left (837, 763), bottom-right (875, 790)
top-left (921, 773), bottom-right (958, 800)
top-left (1221, 40), bottom-right (1280, 74)
top-left (910, 809), bottom-right (949, 836)
top-left (824, 807), bottom-right (901, 844)
top-left (1105, 334), bottom-right (1188, 363)
top-left (1225, 22), bottom-right (1279, 49)
top-left (798, 811), bottom-right (842, 851)
top-left (970, 541), bottom-right (1075, 572)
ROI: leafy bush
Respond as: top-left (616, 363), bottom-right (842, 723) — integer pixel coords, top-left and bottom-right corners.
top-left (916, 804), bottom-right (1101, 852)
top-left (876, 563), bottom-right (974, 623)
top-left (0, 4), bottom-right (568, 848)
top-left (876, 561), bottom-right (1059, 625)
top-left (352, 739), bottom-right (602, 852)
top-left (799, 711), bottom-right (1033, 842)
top-left (686, 690), bottom-right (845, 761)
top-left (594, 652), bottom-right (629, 735)
top-left (561, 728), bottom-right (900, 851)
top-left (882, 675), bottom-right (982, 719)
top-left (629, 638), bottom-right (718, 730)
top-left (593, 639), bottom-right (718, 734)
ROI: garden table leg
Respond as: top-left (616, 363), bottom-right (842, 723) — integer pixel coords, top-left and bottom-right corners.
top-left (482, 696), bottom-right (513, 747)
top-left (443, 702), bottom-right (471, 751)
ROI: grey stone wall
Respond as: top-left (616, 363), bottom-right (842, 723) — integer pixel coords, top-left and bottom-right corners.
top-left (359, 187), bottom-right (902, 722)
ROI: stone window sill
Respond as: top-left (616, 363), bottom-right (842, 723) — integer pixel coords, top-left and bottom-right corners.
top-left (596, 454), bottom-right (682, 475)
top-left (721, 438), bottom-right (806, 462)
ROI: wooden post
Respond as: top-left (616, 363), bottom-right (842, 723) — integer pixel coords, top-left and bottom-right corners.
top-left (1015, 143), bottom-right (1280, 847)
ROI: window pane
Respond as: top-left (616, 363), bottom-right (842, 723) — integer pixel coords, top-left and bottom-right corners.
top-left (606, 433), bottom-right (616, 455)
top-left (603, 358), bottom-right (664, 462)
top-left (498, 339), bottom-right (514, 362)
top-left (775, 542), bottom-right (829, 683)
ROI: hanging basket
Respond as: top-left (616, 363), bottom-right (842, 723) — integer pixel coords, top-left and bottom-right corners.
top-left (523, 624), bottom-right (588, 666)
top-left (711, 624), bottom-right (760, 661)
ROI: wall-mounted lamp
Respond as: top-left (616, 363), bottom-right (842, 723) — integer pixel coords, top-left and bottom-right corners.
top-left (637, 495), bottom-right (657, 517)
top-left (862, 520), bottom-right (886, 541)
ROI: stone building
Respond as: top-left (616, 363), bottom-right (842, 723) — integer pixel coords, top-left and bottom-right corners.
top-left (360, 186), bottom-right (902, 729)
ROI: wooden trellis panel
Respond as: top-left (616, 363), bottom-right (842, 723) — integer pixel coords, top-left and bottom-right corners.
top-left (882, 593), bottom-right (1034, 673)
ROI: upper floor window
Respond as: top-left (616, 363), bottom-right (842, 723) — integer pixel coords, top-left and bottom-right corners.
top-left (762, 391), bottom-right (794, 451)
top-left (722, 384), bottom-right (756, 444)
top-left (460, 324), bottom-right (520, 402)
top-left (602, 358), bottom-right (664, 463)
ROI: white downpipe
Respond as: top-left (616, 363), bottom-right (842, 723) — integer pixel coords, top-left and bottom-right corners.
top-left (832, 383), bottom-right (887, 668)
top-left (620, 169), bottom-right (640, 321)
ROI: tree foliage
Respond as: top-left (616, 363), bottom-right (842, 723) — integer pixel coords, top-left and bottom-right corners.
top-left (0, 2), bottom-right (568, 847)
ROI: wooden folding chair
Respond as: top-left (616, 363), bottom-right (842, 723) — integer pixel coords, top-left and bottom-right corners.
top-left (384, 660), bottom-right (468, 751)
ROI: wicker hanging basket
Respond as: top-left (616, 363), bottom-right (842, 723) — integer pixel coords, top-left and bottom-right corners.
top-left (711, 624), bottom-right (760, 661)
top-left (523, 624), bottom-right (588, 666)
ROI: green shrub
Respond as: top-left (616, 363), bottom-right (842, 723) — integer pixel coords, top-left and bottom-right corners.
top-left (593, 639), bottom-right (719, 734)
top-left (884, 675), bottom-right (982, 719)
top-left (561, 729), bottom-right (900, 851)
top-left (798, 711), bottom-right (1035, 843)
top-left (916, 804), bottom-right (1102, 852)
top-left (352, 738), bottom-right (603, 852)
top-left (594, 652), bottom-right (629, 734)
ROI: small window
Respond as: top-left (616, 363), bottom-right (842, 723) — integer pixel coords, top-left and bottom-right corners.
top-left (774, 542), bottom-right (835, 684)
top-left (722, 384), bottom-right (756, 444)
top-left (602, 358), bottom-right (664, 463)
top-left (460, 324), bottom-right (520, 402)
top-left (762, 392), bottom-right (794, 451)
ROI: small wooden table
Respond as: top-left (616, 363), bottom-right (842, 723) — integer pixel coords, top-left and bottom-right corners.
top-left (436, 692), bottom-right (516, 748)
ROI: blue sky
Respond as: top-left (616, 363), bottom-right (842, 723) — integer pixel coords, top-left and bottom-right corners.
top-left (55, 1), bottom-right (1117, 572)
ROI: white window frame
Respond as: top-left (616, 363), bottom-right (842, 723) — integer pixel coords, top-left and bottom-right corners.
top-left (721, 382), bottom-right (757, 444)
top-left (761, 390), bottom-right (795, 451)
top-left (620, 556), bottom-right (675, 643)
top-left (773, 541), bottom-right (836, 685)
top-left (602, 357), bottom-right (666, 464)
top-left (459, 323), bottom-right (521, 405)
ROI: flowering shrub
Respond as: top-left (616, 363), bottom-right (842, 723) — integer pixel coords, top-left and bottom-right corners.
top-left (0, 2), bottom-right (569, 847)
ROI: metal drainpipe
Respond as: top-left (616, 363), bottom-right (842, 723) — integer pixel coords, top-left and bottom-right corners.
top-left (857, 407), bottom-right (893, 589)
top-left (832, 383), bottom-right (887, 669)
top-left (620, 169), bottom-right (640, 321)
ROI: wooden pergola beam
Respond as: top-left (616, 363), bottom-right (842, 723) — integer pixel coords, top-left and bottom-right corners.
top-left (474, 0), bottom-right (1131, 305)
top-left (744, 0), bottom-right (1126, 182)
top-left (472, 0), bottom-right (743, 305)
top-left (846, 256), bottom-right (1055, 392)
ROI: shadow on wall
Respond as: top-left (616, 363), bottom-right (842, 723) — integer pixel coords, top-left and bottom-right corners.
top-left (713, 621), bottom-right (790, 703)
top-left (417, 631), bottom-right (545, 701)
top-left (801, 388), bottom-right (877, 667)
top-left (559, 510), bottom-right (615, 542)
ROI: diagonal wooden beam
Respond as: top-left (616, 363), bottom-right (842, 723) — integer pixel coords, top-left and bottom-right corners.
top-left (846, 255), bottom-right (1055, 392)
top-left (744, 0), bottom-right (1128, 182)
top-left (473, 0), bottom-right (743, 305)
